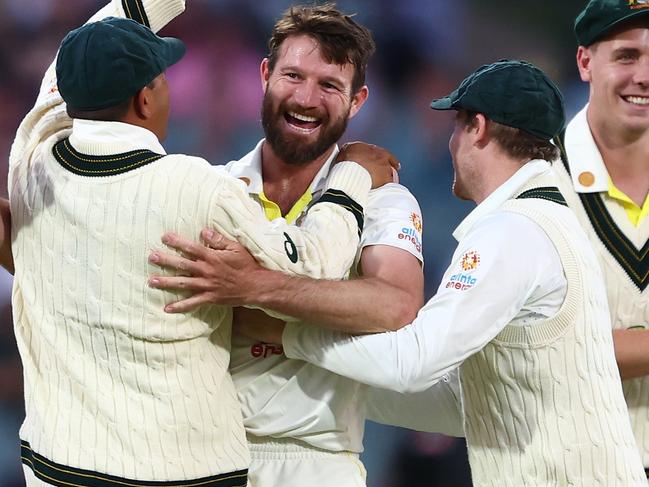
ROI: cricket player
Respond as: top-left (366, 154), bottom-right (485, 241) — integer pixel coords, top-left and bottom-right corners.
top-left (147, 4), bottom-right (462, 487)
top-left (7, 1), bottom-right (395, 484)
top-left (553, 0), bottom-right (649, 480)
top-left (160, 60), bottom-right (648, 486)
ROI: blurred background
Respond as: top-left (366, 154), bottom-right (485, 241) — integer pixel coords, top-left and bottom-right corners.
top-left (0, 0), bottom-right (589, 485)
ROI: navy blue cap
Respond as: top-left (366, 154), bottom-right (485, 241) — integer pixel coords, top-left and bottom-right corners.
top-left (575, 0), bottom-right (649, 47)
top-left (56, 17), bottom-right (185, 111)
top-left (430, 60), bottom-right (565, 140)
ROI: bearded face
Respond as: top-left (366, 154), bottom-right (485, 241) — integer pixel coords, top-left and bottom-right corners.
top-left (261, 86), bottom-right (350, 166)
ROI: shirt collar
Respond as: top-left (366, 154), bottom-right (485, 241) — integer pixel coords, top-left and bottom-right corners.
top-left (226, 138), bottom-right (338, 195)
top-left (69, 119), bottom-right (166, 155)
top-left (563, 104), bottom-right (609, 193)
top-left (453, 159), bottom-right (552, 241)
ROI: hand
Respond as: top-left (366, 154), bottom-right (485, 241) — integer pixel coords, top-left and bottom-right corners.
top-left (336, 142), bottom-right (401, 188)
top-left (148, 229), bottom-right (264, 312)
top-left (233, 307), bottom-right (286, 344)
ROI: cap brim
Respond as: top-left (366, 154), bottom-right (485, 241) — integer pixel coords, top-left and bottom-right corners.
top-left (587, 9), bottom-right (649, 46)
top-left (162, 37), bottom-right (186, 69)
top-left (430, 97), bottom-right (455, 110)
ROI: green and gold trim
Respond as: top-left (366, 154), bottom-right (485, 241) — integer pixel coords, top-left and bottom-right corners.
top-left (53, 138), bottom-right (164, 177)
top-left (517, 187), bottom-right (567, 206)
top-left (313, 188), bottom-right (364, 237)
top-left (122, 0), bottom-right (150, 27)
top-left (21, 440), bottom-right (248, 487)
top-left (555, 132), bottom-right (649, 291)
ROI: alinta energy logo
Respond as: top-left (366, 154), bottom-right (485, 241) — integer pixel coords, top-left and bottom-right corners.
top-left (460, 250), bottom-right (480, 272)
top-left (445, 250), bottom-right (481, 291)
top-left (398, 213), bottom-right (423, 253)
top-left (410, 212), bottom-right (423, 234)
top-left (629, 0), bottom-right (649, 9)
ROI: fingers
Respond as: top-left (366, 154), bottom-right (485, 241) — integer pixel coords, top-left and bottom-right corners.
top-left (148, 275), bottom-right (212, 291)
top-left (201, 228), bottom-right (237, 250)
top-left (163, 293), bottom-right (215, 313)
top-left (149, 250), bottom-right (202, 275)
top-left (160, 232), bottom-right (211, 260)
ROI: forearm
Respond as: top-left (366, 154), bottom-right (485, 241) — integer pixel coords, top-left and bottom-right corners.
top-left (613, 328), bottom-right (649, 380)
top-left (247, 270), bottom-right (419, 332)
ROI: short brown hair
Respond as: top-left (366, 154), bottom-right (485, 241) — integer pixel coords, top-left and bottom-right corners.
top-left (267, 3), bottom-right (376, 94)
top-left (466, 112), bottom-right (559, 162)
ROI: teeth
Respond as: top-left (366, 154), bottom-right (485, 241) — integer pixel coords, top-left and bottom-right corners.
top-left (625, 96), bottom-right (649, 105)
top-left (288, 111), bottom-right (319, 122)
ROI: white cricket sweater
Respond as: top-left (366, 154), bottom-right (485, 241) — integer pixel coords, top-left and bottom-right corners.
top-left (8, 1), bottom-right (371, 484)
top-left (462, 188), bottom-right (645, 487)
top-left (556, 106), bottom-right (649, 471)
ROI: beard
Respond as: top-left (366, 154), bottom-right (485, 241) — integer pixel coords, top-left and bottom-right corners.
top-left (261, 89), bottom-right (350, 166)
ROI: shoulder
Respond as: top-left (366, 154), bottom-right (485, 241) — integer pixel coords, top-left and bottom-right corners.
top-left (367, 183), bottom-right (420, 212)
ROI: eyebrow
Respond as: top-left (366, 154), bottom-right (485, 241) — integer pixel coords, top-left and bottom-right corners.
top-left (611, 47), bottom-right (641, 58)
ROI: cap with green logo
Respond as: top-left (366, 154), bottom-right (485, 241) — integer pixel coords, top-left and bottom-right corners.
top-left (56, 17), bottom-right (185, 111)
top-left (575, 0), bottom-right (649, 47)
top-left (430, 60), bottom-right (565, 141)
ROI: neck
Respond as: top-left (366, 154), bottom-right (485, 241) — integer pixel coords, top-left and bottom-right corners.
top-left (587, 108), bottom-right (649, 205)
top-left (260, 141), bottom-right (335, 214)
top-left (471, 149), bottom-right (527, 204)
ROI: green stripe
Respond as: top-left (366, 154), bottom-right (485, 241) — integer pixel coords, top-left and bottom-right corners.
top-left (52, 138), bottom-right (164, 177)
top-left (21, 440), bottom-right (247, 487)
top-left (517, 187), bottom-right (567, 206)
top-left (313, 188), bottom-right (364, 237)
top-left (556, 132), bottom-right (649, 291)
top-left (122, 0), bottom-right (150, 27)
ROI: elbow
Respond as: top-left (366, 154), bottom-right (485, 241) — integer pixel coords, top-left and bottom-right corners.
top-left (382, 295), bottom-right (420, 332)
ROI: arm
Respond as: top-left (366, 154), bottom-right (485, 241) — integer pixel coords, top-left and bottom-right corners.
top-left (0, 199), bottom-right (13, 274)
top-left (283, 214), bottom-right (563, 393)
top-left (364, 369), bottom-right (464, 437)
top-left (612, 329), bottom-right (649, 380)
top-left (150, 183), bottom-right (424, 332)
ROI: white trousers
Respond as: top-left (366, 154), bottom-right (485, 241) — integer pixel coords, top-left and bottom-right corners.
top-left (246, 436), bottom-right (367, 487)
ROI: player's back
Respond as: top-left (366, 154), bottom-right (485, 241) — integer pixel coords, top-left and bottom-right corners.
top-left (10, 129), bottom-right (249, 480)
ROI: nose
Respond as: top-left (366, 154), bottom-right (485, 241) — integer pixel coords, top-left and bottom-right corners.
top-left (292, 79), bottom-right (320, 108)
top-left (633, 58), bottom-right (649, 87)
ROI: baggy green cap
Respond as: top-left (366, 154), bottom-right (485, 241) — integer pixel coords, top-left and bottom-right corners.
top-left (575, 0), bottom-right (649, 47)
top-left (56, 17), bottom-right (185, 111)
top-left (430, 60), bottom-right (565, 140)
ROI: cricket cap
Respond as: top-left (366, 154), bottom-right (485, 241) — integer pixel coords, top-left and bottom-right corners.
top-left (575, 0), bottom-right (649, 47)
top-left (430, 60), bottom-right (565, 140)
top-left (56, 17), bottom-right (185, 111)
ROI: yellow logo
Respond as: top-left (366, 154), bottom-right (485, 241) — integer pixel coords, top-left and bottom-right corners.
top-left (410, 213), bottom-right (423, 234)
top-left (460, 251), bottom-right (480, 272)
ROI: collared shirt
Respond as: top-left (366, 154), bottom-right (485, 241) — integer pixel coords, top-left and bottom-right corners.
top-left (283, 161), bottom-right (568, 393)
top-left (69, 119), bottom-right (166, 156)
top-left (565, 105), bottom-right (649, 226)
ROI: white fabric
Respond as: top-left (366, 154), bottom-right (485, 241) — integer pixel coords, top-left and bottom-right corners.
top-left (8, 3), bottom-right (371, 482)
top-left (245, 436), bottom-right (366, 487)
top-left (284, 164), bottom-right (647, 485)
top-left (556, 106), bottom-right (649, 474)
top-left (283, 161), bottom-right (568, 391)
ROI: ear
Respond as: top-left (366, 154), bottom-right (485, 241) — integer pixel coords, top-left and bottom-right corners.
top-left (133, 87), bottom-right (153, 120)
top-left (260, 58), bottom-right (271, 92)
top-left (576, 46), bottom-right (593, 82)
top-left (348, 85), bottom-right (369, 119)
top-left (471, 113), bottom-right (489, 147)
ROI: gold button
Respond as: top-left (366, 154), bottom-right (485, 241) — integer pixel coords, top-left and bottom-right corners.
top-left (578, 171), bottom-right (595, 187)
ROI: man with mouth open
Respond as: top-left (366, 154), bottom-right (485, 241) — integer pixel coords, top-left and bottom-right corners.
top-left (553, 1), bottom-right (649, 480)
top-left (148, 3), bottom-right (463, 487)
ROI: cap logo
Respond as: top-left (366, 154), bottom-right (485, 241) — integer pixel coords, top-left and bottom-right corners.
top-left (629, 0), bottom-right (649, 10)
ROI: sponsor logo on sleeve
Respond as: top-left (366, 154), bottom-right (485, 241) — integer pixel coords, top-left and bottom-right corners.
top-left (444, 250), bottom-right (480, 291)
top-left (397, 212), bottom-right (423, 253)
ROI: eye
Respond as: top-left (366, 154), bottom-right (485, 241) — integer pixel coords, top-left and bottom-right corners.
top-left (322, 82), bottom-right (342, 92)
